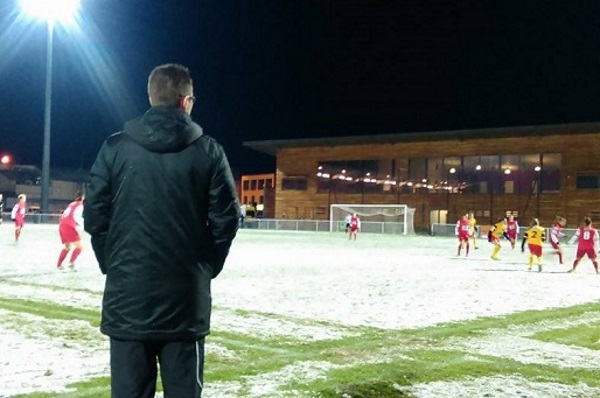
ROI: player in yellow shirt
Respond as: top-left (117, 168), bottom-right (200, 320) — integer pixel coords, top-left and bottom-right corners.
top-left (468, 212), bottom-right (479, 249)
top-left (488, 217), bottom-right (508, 260)
top-left (521, 218), bottom-right (546, 272)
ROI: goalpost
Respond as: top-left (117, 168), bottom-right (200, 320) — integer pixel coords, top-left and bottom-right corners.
top-left (329, 204), bottom-right (415, 235)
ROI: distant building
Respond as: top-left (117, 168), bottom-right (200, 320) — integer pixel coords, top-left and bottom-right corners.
top-left (239, 173), bottom-right (275, 218)
top-left (244, 122), bottom-right (600, 232)
top-left (0, 165), bottom-right (86, 213)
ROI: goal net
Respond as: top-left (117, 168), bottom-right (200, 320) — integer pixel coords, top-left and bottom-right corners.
top-left (330, 204), bottom-right (415, 235)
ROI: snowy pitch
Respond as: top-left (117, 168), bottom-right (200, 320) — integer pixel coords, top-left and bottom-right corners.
top-left (1, 224), bottom-right (600, 397)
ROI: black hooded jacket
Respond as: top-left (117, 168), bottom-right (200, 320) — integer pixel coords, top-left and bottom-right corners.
top-left (84, 106), bottom-right (240, 340)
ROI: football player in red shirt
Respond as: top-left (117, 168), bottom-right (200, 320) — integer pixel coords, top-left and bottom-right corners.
top-left (348, 213), bottom-right (361, 241)
top-left (455, 213), bottom-right (471, 256)
top-left (57, 192), bottom-right (85, 270)
top-left (11, 194), bottom-right (26, 242)
top-left (567, 217), bottom-right (599, 274)
top-left (549, 216), bottom-right (566, 265)
top-left (506, 215), bottom-right (520, 250)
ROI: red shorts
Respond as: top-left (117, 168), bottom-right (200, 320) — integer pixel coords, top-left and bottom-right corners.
top-left (350, 226), bottom-right (359, 232)
top-left (458, 234), bottom-right (469, 243)
top-left (14, 219), bottom-right (24, 228)
top-left (528, 244), bottom-right (542, 257)
top-left (59, 224), bottom-right (81, 244)
top-left (576, 247), bottom-right (597, 260)
top-left (550, 240), bottom-right (560, 250)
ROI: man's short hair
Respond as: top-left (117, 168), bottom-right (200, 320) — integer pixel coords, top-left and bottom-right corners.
top-left (147, 64), bottom-right (193, 107)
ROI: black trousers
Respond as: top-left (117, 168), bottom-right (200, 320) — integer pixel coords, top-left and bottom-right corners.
top-left (110, 337), bottom-right (205, 398)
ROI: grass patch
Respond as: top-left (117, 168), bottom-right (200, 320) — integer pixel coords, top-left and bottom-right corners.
top-left (396, 303), bottom-right (600, 340)
top-left (0, 297), bottom-right (100, 327)
top-left (532, 320), bottom-right (600, 350)
top-left (5, 292), bottom-right (600, 397)
top-left (0, 279), bottom-right (103, 297)
top-left (11, 377), bottom-right (111, 398)
top-left (316, 382), bottom-right (412, 398)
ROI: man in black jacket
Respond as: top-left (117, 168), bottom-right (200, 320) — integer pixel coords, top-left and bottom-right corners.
top-left (84, 63), bottom-right (240, 398)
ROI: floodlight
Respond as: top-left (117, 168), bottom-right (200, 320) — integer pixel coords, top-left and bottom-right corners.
top-left (0, 154), bottom-right (12, 165)
top-left (18, 0), bottom-right (81, 212)
top-left (19, 0), bottom-right (80, 24)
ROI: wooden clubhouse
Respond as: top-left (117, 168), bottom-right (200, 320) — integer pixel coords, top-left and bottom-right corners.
top-left (244, 122), bottom-right (600, 232)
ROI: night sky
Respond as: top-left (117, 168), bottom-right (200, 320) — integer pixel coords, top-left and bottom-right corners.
top-left (1, 1), bottom-right (600, 176)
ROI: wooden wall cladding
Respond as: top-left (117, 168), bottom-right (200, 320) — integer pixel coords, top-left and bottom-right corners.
top-left (273, 133), bottom-right (600, 232)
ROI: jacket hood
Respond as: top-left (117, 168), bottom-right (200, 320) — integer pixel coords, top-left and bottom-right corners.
top-left (123, 106), bottom-right (203, 153)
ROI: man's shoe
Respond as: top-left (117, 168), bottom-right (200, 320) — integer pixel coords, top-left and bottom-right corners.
top-left (68, 263), bottom-right (75, 270)
top-left (57, 266), bottom-right (64, 271)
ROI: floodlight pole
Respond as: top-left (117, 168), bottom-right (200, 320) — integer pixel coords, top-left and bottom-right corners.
top-left (41, 20), bottom-right (54, 214)
top-left (446, 170), bottom-right (450, 218)
top-left (327, 176), bottom-right (332, 219)
top-left (536, 154), bottom-right (542, 219)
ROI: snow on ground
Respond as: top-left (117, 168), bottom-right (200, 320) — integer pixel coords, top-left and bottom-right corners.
top-left (0, 310), bottom-right (109, 397)
top-left (1, 225), bottom-right (600, 397)
top-left (444, 311), bottom-right (600, 370)
top-left (399, 376), bottom-right (600, 398)
top-left (217, 229), bottom-right (600, 331)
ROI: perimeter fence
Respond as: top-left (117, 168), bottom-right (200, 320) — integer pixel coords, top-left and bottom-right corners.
top-left (1, 215), bottom-right (579, 240)
top-left (241, 219), bottom-right (409, 234)
top-left (1, 213), bottom-right (61, 224)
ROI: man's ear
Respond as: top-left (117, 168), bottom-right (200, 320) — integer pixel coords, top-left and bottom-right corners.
top-left (178, 96), bottom-right (186, 110)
